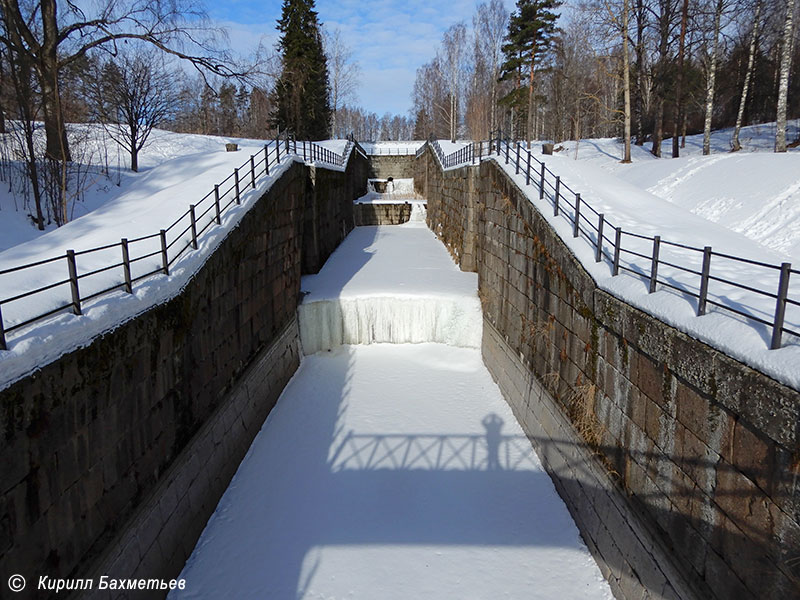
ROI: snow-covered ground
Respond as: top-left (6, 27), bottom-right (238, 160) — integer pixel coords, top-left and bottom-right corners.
top-left (172, 220), bottom-right (612, 600)
top-left (540, 121), bottom-right (800, 258)
top-left (0, 126), bottom-right (352, 391)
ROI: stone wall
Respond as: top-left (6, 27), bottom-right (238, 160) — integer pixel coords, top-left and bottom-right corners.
top-left (367, 155), bottom-right (416, 179)
top-left (416, 147), bottom-right (800, 600)
top-left (0, 152), bottom-right (369, 598)
top-left (353, 202), bottom-right (412, 226)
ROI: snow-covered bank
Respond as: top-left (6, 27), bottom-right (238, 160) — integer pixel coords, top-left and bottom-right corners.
top-left (541, 121), bottom-right (800, 258)
top-left (170, 343), bottom-right (613, 600)
top-left (298, 225), bottom-right (481, 353)
top-left (0, 131), bottom-right (357, 391)
top-left (480, 145), bottom-right (800, 390)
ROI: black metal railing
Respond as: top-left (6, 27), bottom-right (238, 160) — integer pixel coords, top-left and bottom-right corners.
top-left (0, 132), bottom-right (362, 350)
top-left (420, 130), bottom-right (798, 351)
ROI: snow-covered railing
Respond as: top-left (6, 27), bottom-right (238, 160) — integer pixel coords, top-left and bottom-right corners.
top-left (421, 130), bottom-right (799, 351)
top-left (0, 132), bottom-right (362, 351)
top-left (362, 144), bottom-right (422, 156)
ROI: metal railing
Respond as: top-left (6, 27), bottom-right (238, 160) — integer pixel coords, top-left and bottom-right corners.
top-left (420, 131), bottom-right (798, 351)
top-left (363, 143), bottom-right (423, 156)
top-left (0, 132), bottom-right (362, 350)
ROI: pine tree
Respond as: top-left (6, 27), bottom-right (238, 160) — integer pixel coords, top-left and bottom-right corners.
top-left (271, 0), bottom-right (331, 139)
top-left (499, 0), bottom-right (560, 145)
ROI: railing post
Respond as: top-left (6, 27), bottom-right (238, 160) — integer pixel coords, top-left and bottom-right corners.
top-left (264, 145), bottom-right (270, 175)
top-left (160, 230), bottom-right (169, 276)
top-left (121, 238), bottom-right (132, 293)
top-left (214, 185), bottom-right (222, 224)
top-left (250, 155), bottom-right (256, 188)
top-left (596, 214), bottom-right (605, 262)
top-left (539, 162), bottom-right (546, 199)
top-left (190, 204), bottom-right (198, 250)
top-left (649, 236), bottom-right (661, 293)
top-left (303, 140), bottom-right (307, 161)
top-left (525, 151), bottom-right (531, 186)
top-left (771, 262), bottom-right (792, 349)
top-left (515, 142), bottom-right (520, 175)
top-left (505, 140), bottom-right (509, 164)
top-left (573, 194), bottom-right (581, 238)
top-left (0, 304), bottom-right (6, 351)
top-left (478, 141), bottom-right (483, 164)
top-left (276, 135), bottom-right (281, 162)
top-left (554, 176), bottom-right (561, 216)
top-left (234, 168), bottom-right (241, 204)
top-left (698, 246), bottom-right (712, 316)
top-left (66, 249), bottom-right (81, 315)
top-left (613, 227), bottom-right (622, 275)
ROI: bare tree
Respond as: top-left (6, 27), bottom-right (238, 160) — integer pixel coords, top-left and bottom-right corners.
top-left (621, 0), bottom-right (633, 161)
top-left (731, 0), bottom-right (763, 151)
top-left (0, 0), bottom-right (236, 163)
top-left (324, 27), bottom-right (361, 138)
top-left (442, 23), bottom-right (468, 142)
top-left (671, 0), bottom-right (690, 158)
top-left (473, 0), bottom-right (510, 135)
top-left (89, 50), bottom-right (176, 172)
top-left (775, 0), bottom-right (796, 151)
top-left (702, 0), bottom-right (728, 154)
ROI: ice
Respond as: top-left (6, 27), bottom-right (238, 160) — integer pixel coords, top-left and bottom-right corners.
top-left (298, 225), bottom-right (481, 354)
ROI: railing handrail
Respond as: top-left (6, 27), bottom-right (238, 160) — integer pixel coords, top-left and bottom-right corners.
top-left (420, 131), bottom-right (797, 351)
top-left (0, 132), bottom-right (364, 351)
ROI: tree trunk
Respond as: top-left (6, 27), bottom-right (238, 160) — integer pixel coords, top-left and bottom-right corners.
top-left (703, 0), bottom-right (724, 155)
top-left (527, 61), bottom-right (535, 148)
top-left (39, 0), bottom-right (71, 162)
top-left (775, 0), bottom-right (796, 152)
top-left (672, 0), bottom-right (690, 158)
top-left (652, 98), bottom-right (663, 157)
top-left (9, 50), bottom-right (45, 229)
top-left (732, 0), bottom-right (762, 151)
top-left (622, 0), bottom-right (632, 162)
top-left (634, 0), bottom-right (646, 145)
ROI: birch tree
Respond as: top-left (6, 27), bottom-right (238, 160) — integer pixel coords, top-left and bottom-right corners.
top-left (442, 23), bottom-right (468, 142)
top-left (702, 0), bottom-right (727, 154)
top-left (473, 0), bottom-right (510, 135)
top-left (775, 0), bottom-right (796, 151)
top-left (731, 0), bottom-right (762, 151)
top-left (325, 28), bottom-right (361, 138)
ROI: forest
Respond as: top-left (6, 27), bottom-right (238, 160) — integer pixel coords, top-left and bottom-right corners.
top-left (0, 0), bottom-right (797, 230)
top-left (414, 0), bottom-right (799, 159)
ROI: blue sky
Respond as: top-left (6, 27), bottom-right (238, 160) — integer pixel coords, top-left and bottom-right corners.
top-left (207, 0), bottom-right (516, 117)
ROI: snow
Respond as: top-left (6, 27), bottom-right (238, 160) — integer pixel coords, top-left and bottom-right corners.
top-left (298, 224), bottom-right (481, 354)
top-left (452, 131), bottom-right (800, 390)
top-left (360, 141), bottom-right (424, 155)
top-left (545, 121), bottom-right (800, 257)
top-left (170, 343), bottom-right (613, 600)
top-left (437, 140), bottom-right (470, 156)
top-left (0, 126), bottom-right (355, 391)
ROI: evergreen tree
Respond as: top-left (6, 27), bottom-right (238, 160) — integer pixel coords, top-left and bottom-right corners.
top-left (499, 0), bottom-right (560, 143)
top-left (271, 0), bottom-right (331, 139)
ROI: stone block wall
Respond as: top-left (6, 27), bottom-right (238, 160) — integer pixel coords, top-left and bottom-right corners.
top-left (353, 203), bottom-right (412, 225)
top-left (0, 152), bottom-right (369, 598)
top-left (367, 155), bottom-right (416, 179)
top-left (416, 147), bottom-right (800, 600)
